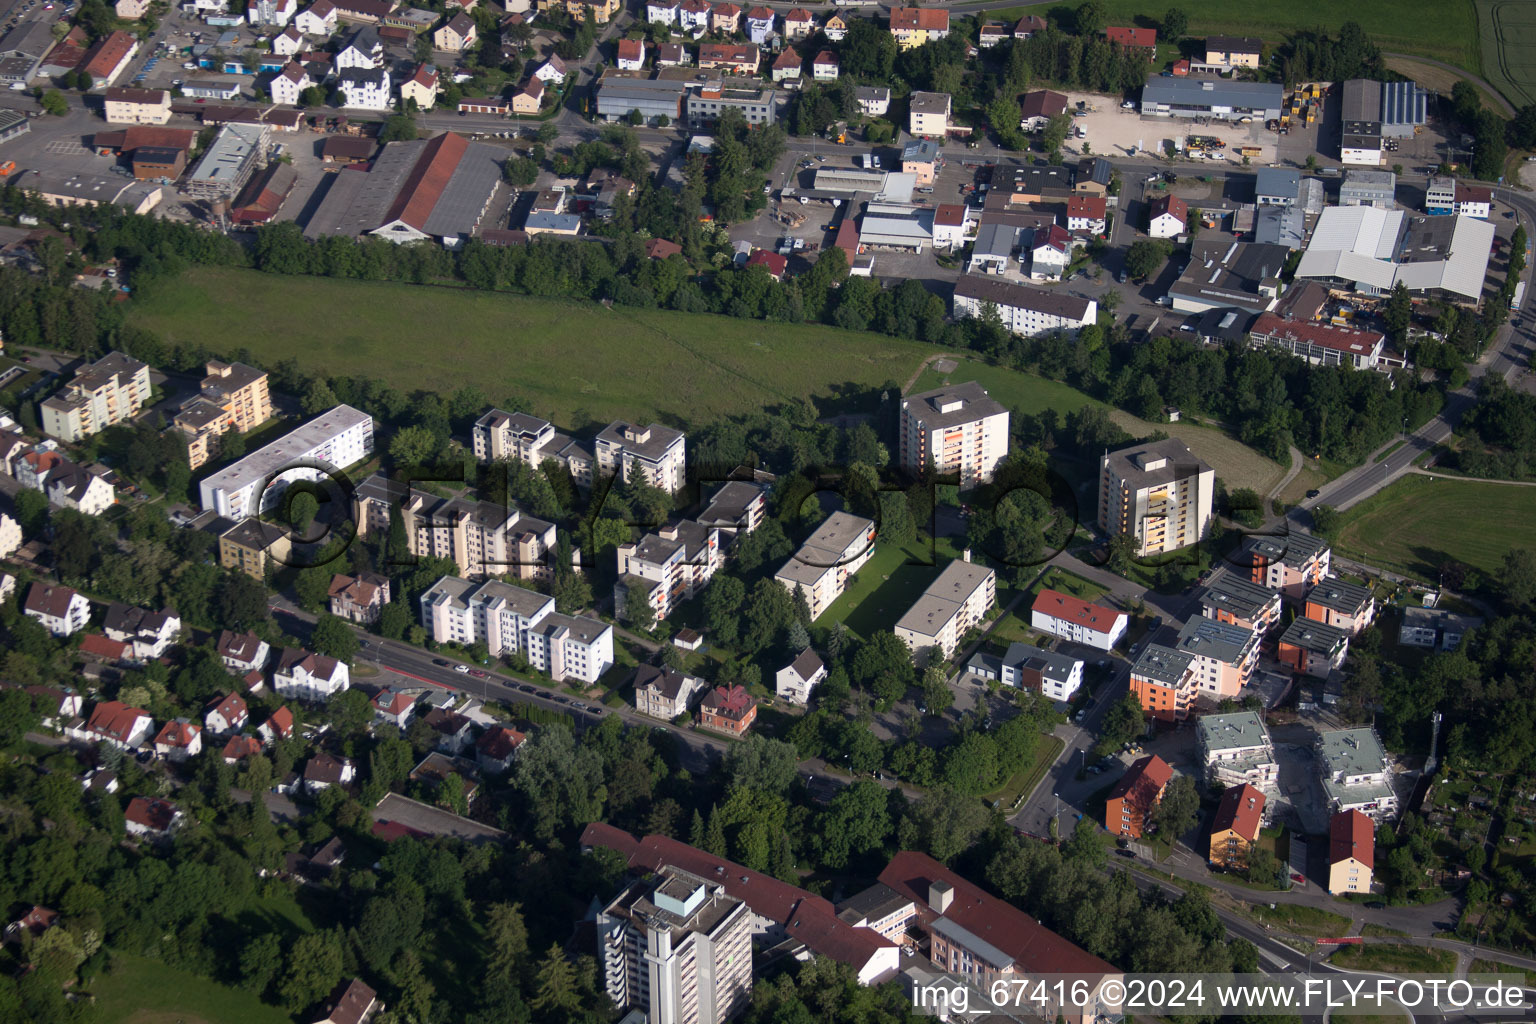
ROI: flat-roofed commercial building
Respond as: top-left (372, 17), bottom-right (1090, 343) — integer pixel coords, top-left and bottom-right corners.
top-left (893, 558), bottom-right (995, 662)
top-left (199, 404), bottom-right (374, 519)
top-left (898, 380), bottom-right (1009, 487)
top-left (774, 511), bottom-right (875, 620)
top-left (685, 81), bottom-right (775, 126)
top-left (595, 71), bottom-right (686, 124)
top-left (1098, 438), bottom-right (1214, 557)
top-left (1139, 76), bottom-right (1283, 121)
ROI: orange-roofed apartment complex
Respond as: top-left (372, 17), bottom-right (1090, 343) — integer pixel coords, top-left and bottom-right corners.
top-left (1208, 783), bottom-right (1265, 868)
top-left (889, 5), bottom-right (948, 48)
top-left (1328, 809), bottom-right (1375, 894)
top-left (1030, 588), bottom-right (1128, 651)
top-left (1105, 754), bottom-right (1172, 838)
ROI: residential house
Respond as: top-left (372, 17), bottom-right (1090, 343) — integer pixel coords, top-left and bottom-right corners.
top-left (1148, 193), bottom-right (1187, 237)
top-left (1277, 617), bottom-right (1348, 678)
top-left (698, 42), bottom-right (759, 74)
top-left (931, 203), bottom-right (972, 249)
top-left (204, 692), bottom-right (248, 736)
top-left (102, 604), bottom-right (180, 660)
top-left (775, 648), bottom-right (826, 705)
top-left (153, 719), bottom-right (203, 762)
top-left (782, 7), bottom-right (812, 39)
top-left (1129, 643), bottom-right (1197, 721)
top-left (894, 559), bottom-right (995, 662)
top-left (19, 686), bottom-right (81, 729)
top-left (371, 687), bottom-right (417, 728)
top-left (400, 62), bottom-right (439, 109)
top-left (124, 796), bottom-right (182, 839)
top-left (258, 706), bottom-right (294, 744)
top-left (475, 724), bottom-right (525, 774)
top-left (1398, 604), bottom-right (1481, 651)
top-left (272, 647), bottom-right (351, 701)
top-left (270, 61), bottom-right (312, 105)
top-left (615, 519), bottom-right (722, 622)
top-left (433, 12), bottom-right (476, 51)
top-left (774, 511), bottom-right (876, 620)
top-left (811, 50), bottom-right (837, 80)
top-left (1327, 809), bottom-right (1375, 894)
top-left (1172, 615), bottom-right (1259, 701)
top-left (328, 571), bottom-right (390, 624)
top-left (1209, 784), bottom-right (1265, 868)
top-left (315, 979), bottom-right (379, 1024)
top-left (965, 642), bottom-right (1083, 702)
top-left (294, 0), bottom-right (338, 34)
top-left (1029, 588), bottom-right (1127, 651)
top-left (1105, 24), bottom-right (1155, 58)
top-left (634, 664), bottom-right (707, 720)
top-left (304, 752), bottom-right (356, 794)
top-left (1019, 89), bottom-right (1067, 131)
top-left (222, 735), bottom-right (264, 763)
top-left (889, 6), bottom-right (948, 49)
top-left (79, 30), bottom-right (140, 87)
top-left (978, 21), bottom-right (1008, 47)
top-left (1456, 184), bottom-right (1492, 219)
top-left (908, 90), bottom-right (950, 138)
top-left (422, 707), bottom-right (475, 754)
top-left (823, 12), bottom-right (846, 40)
top-left (745, 249), bottom-right (786, 278)
top-left (103, 87), bottom-right (172, 124)
top-left (217, 630), bottom-right (270, 675)
top-left (616, 38), bottom-right (645, 70)
top-left (1028, 223), bottom-right (1071, 280)
top-left (1105, 754), bottom-right (1172, 838)
top-left (1202, 34), bottom-right (1261, 68)
top-left (1066, 194), bottom-right (1107, 234)
top-left (44, 462), bottom-right (116, 516)
top-left (534, 55), bottom-right (568, 83)
top-left (335, 25), bottom-right (385, 68)
top-left (24, 582), bottom-right (90, 637)
top-left (656, 42), bottom-right (689, 66)
top-left (699, 684), bottom-right (755, 736)
top-left (709, 1), bottom-right (740, 33)
top-left (338, 66), bottom-right (392, 110)
top-left (771, 48), bottom-right (801, 81)
top-left (510, 77), bottom-right (543, 113)
top-left (523, 612), bottom-right (614, 683)
top-left (1098, 438), bottom-right (1215, 558)
top-left (1013, 14), bottom-right (1044, 38)
top-left (745, 5), bottom-right (773, 44)
top-left (69, 700), bottom-right (153, 750)
top-left (5, 906), bottom-right (60, 942)
top-left (646, 0), bottom-right (678, 23)
top-left (1303, 580), bottom-right (1377, 636)
top-left (1197, 711), bottom-right (1278, 790)
top-left (678, 0), bottom-right (709, 33)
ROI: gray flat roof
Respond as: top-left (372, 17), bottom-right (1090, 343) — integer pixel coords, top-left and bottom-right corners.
top-left (1198, 567), bottom-right (1280, 620)
top-left (1141, 76), bottom-right (1283, 109)
top-left (1000, 641), bottom-right (1078, 682)
top-left (1197, 711), bottom-right (1272, 753)
top-left (1103, 436), bottom-right (1211, 488)
top-left (472, 579), bottom-right (555, 618)
top-left (200, 404), bottom-right (370, 495)
top-left (1317, 727), bottom-right (1388, 777)
top-left (1245, 530), bottom-right (1329, 570)
top-left (1254, 167), bottom-right (1299, 199)
top-left (1175, 615), bottom-right (1255, 664)
top-left (1131, 643), bottom-right (1193, 686)
top-left (1306, 579), bottom-right (1373, 615)
top-left (895, 559), bottom-right (994, 639)
top-left (904, 380), bottom-right (1006, 428)
top-left (1279, 616), bottom-right (1347, 655)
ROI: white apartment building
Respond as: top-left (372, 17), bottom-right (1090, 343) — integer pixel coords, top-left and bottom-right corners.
top-left (899, 381), bottom-right (1009, 487)
top-left (616, 520), bottom-right (722, 621)
top-left (893, 557), bottom-right (995, 662)
top-left (952, 275), bottom-right (1098, 337)
top-left (338, 66), bottom-right (392, 110)
top-left (1172, 615), bottom-right (1259, 700)
top-left (1317, 728), bottom-right (1398, 821)
top-left (1196, 711), bottom-right (1278, 791)
top-left (23, 582), bottom-right (90, 636)
top-left (597, 868), bottom-right (754, 1024)
top-left (272, 648), bottom-right (351, 702)
top-left (102, 87), bottom-right (172, 124)
top-left (595, 420), bottom-right (687, 492)
top-left (775, 648), bottom-right (826, 705)
top-left (40, 352), bottom-right (151, 442)
top-left (1029, 588), bottom-right (1127, 652)
top-left (471, 408), bottom-right (595, 485)
top-left (269, 62), bottom-right (311, 105)
top-left (966, 641), bottom-right (1083, 702)
top-left (1098, 438), bottom-right (1215, 557)
top-left (199, 404), bottom-right (374, 519)
top-left (523, 612), bottom-right (614, 683)
top-left (774, 511), bottom-right (876, 621)
top-left (419, 576), bottom-right (613, 682)
top-left (0, 513), bottom-right (19, 559)
top-left (43, 462), bottom-right (116, 517)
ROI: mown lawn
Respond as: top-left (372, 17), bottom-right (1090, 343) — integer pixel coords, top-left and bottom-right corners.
top-left (818, 534), bottom-right (964, 639)
top-left (1333, 475), bottom-right (1536, 580)
top-left (92, 953), bottom-right (293, 1024)
top-left (128, 268), bottom-right (932, 433)
top-left (910, 356), bottom-right (1104, 420)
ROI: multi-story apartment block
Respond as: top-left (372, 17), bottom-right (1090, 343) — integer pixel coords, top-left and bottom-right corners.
top-left (170, 361), bottom-right (273, 470)
top-left (353, 473), bottom-right (558, 581)
top-left (774, 648), bottom-right (826, 705)
top-left (1129, 644), bottom-right (1197, 722)
top-left (898, 381), bottom-right (1009, 487)
top-left (1172, 615), bottom-right (1259, 700)
top-left (1029, 588), bottom-right (1127, 651)
top-left (597, 868), bottom-right (754, 1024)
top-left (1209, 783), bottom-right (1265, 869)
top-left (471, 408), bottom-right (595, 485)
top-left (1317, 728), bottom-right (1397, 821)
top-left (1303, 579), bottom-right (1377, 636)
top-left (616, 520), bottom-right (723, 622)
top-left (40, 352), bottom-right (151, 442)
top-left (773, 511), bottom-right (876, 621)
top-left (23, 582), bottom-right (90, 636)
top-left (1327, 809), bottom-right (1375, 894)
top-left (1105, 754), bottom-right (1172, 838)
top-left (1098, 438), bottom-right (1214, 557)
top-left (698, 481), bottom-right (767, 537)
top-left (953, 275), bottom-right (1097, 337)
top-left (966, 641), bottom-right (1083, 702)
top-left (272, 648), bottom-right (351, 701)
top-left (523, 611), bottom-right (614, 683)
top-left (1197, 567), bottom-right (1283, 634)
top-left (595, 421), bottom-right (687, 493)
top-left (218, 518), bottom-right (292, 580)
top-left (1277, 617), bottom-right (1348, 678)
top-left (634, 664), bottom-right (708, 720)
top-left (419, 576), bottom-right (613, 682)
top-left (1196, 711), bottom-right (1278, 790)
top-left (199, 405), bottom-right (374, 519)
top-left (1243, 531), bottom-right (1330, 601)
top-left (893, 558), bottom-right (995, 662)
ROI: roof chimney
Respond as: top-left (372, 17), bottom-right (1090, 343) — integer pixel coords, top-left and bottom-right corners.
top-left (928, 879), bottom-right (953, 913)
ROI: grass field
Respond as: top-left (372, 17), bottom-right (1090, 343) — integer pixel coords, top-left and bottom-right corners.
top-left (909, 356), bottom-right (1104, 420)
top-left (994, 0), bottom-right (1478, 69)
top-left (1385, 55), bottom-right (1511, 115)
top-left (128, 268), bottom-right (933, 433)
top-left (1476, 0), bottom-right (1536, 107)
top-left (818, 534), bottom-right (963, 638)
top-left (1238, 901), bottom-right (1354, 938)
top-left (93, 954), bottom-right (292, 1024)
top-left (1108, 411), bottom-right (1288, 496)
top-left (1333, 475), bottom-right (1536, 580)
top-left (1330, 942), bottom-right (1458, 973)
top-left (1470, 957), bottom-right (1536, 984)
top-left (985, 734), bottom-right (1065, 809)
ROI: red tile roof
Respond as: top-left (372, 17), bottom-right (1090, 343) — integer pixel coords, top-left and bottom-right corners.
top-left (207, 692), bottom-right (247, 723)
top-left (1106, 25), bottom-right (1156, 48)
top-left (745, 249), bottom-right (787, 276)
top-left (834, 219), bottom-right (858, 259)
top-left (617, 38), bottom-right (643, 61)
top-left (85, 701), bottom-right (148, 743)
top-left (154, 719), bottom-right (201, 748)
top-left (890, 5), bottom-right (948, 31)
top-left (1031, 588), bottom-right (1125, 636)
top-left (79, 633), bottom-right (130, 660)
top-left (702, 683), bottom-right (755, 718)
top-left (262, 706), bottom-right (294, 738)
top-left (1150, 192), bottom-right (1188, 223)
top-left (784, 6), bottom-right (811, 20)
top-left (223, 735), bottom-right (263, 760)
top-left (773, 48), bottom-right (801, 69)
top-left (1329, 809), bottom-right (1374, 869)
top-left (1108, 754), bottom-right (1173, 805)
top-left (124, 796), bottom-right (179, 832)
top-left (699, 42), bottom-right (757, 64)
top-left (81, 30), bottom-right (137, 79)
top-left (1014, 14), bottom-right (1045, 34)
top-left (1211, 783), bottom-right (1265, 839)
top-left (813, 49), bottom-right (837, 66)
top-left (878, 850), bottom-right (1116, 975)
top-left (1250, 314), bottom-right (1384, 357)
top-left (382, 131), bottom-right (470, 233)
top-left (1068, 194), bottom-right (1107, 218)
top-left (476, 724), bottom-right (526, 759)
top-left (747, 5), bottom-right (772, 18)
top-left (935, 203), bottom-right (965, 226)
top-left (1456, 185), bottom-right (1493, 204)
top-left (644, 237), bottom-right (682, 259)
top-left (371, 688), bottom-right (416, 715)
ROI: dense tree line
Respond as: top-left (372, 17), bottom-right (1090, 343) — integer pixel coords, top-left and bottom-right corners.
top-left (1451, 376), bottom-right (1536, 478)
top-left (1275, 23), bottom-right (1383, 86)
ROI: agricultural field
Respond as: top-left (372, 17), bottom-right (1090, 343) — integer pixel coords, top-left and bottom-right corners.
top-left (1332, 475), bottom-right (1536, 580)
top-left (127, 268), bottom-right (933, 433)
top-left (1477, 0), bottom-right (1536, 108)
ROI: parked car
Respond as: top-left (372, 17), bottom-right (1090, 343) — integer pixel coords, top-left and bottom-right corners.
top-left (453, 664), bottom-right (469, 674)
